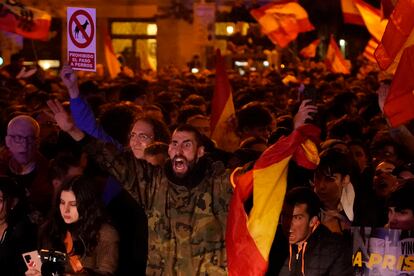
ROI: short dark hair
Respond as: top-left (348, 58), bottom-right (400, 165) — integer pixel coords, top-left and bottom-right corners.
top-left (386, 179), bottom-right (414, 213)
top-left (285, 187), bottom-right (321, 219)
top-left (100, 102), bottom-right (143, 146)
top-left (173, 124), bottom-right (203, 147)
top-left (48, 152), bottom-right (82, 182)
top-left (236, 102), bottom-right (273, 132)
top-left (316, 149), bottom-right (355, 178)
top-left (119, 81), bottom-right (148, 102)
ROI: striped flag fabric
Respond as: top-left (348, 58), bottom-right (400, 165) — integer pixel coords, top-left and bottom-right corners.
top-left (250, 1), bottom-right (314, 48)
top-left (363, 39), bottom-right (378, 62)
top-left (0, 1), bottom-right (51, 40)
top-left (375, 0), bottom-right (414, 73)
top-left (103, 31), bottom-right (121, 78)
top-left (226, 124), bottom-right (320, 276)
top-left (210, 49), bottom-right (239, 152)
top-left (341, 0), bottom-right (387, 43)
top-left (299, 39), bottom-right (320, 58)
top-left (383, 45), bottom-right (414, 127)
top-left (354, 0), bottom-right (387, 43)
top-left (325, 36), bottom-right (351, 74)
top-left (341, 0), bottom-right (364, 25)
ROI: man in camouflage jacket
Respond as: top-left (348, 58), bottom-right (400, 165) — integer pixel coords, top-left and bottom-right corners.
top-left (84, 124), bottom-right (232, 275)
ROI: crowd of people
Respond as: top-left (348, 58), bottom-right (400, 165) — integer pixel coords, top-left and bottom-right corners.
top-left (0, 51), bottom-right (413, 275)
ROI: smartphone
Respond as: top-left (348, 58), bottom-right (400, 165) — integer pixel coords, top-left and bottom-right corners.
top-left (301, 85), bottom-right (319, 106)
top-left (22, 250), bottom-right (42, 271)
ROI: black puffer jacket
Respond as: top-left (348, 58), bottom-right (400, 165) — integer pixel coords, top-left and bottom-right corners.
top-left (279, 224), bottom-right (353, 276)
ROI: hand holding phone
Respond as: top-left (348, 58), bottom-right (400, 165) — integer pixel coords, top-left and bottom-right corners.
top-left (22, 250), bottom-right (42, 271)
top-left (294, 100), bottom-right (318, 129)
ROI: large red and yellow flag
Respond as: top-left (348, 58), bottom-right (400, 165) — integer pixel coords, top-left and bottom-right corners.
top-left (383, 45), bottom-right (414, 127)
top-left (226, 125), bottom-right (320, 276)
top-left (103, 31), bottom-right (121, 79)
top-left (210, 49), bottom-right (239, 152)
top-left (250, 1), bottom-right (314, 48)
top-left (341, 0), bottom-right (364, 25)
top-left (375, 0), bottom-right (414, 73)
top-left (299, 39), bottom-right (320, 58)
top-left (325, 36), bottom-right (351, 74)
top-left (0, 1), bottom-right (51, 40)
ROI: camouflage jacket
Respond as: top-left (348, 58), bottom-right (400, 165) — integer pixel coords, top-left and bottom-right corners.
top-left (85, 140), bottom-right (234, 276)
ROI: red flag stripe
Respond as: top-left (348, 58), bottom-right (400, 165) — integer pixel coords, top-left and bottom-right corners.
top-left (343, 13), bottom-right (365, 25)
top-left (375, 0), bottom-right (414, 71)
top-left (384, 45), bottom-right (414, 127)
top-left (210, 50), bottom-right (231, 132)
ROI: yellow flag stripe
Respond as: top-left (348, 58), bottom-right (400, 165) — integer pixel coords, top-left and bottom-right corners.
top-left (211, 97), bottom-right (239, 152)
top-left (247, 156), bottom-right (291, 260)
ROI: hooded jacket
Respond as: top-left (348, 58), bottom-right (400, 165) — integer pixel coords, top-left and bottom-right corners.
top-left (278, 224), bottom-right (353, 276)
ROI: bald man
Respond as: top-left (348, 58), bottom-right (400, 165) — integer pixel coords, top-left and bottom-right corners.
top-left (1, 115), bottom-right (52, 220)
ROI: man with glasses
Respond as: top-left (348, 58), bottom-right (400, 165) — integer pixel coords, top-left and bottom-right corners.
top-left (0, 115), bottom-right (52, 221)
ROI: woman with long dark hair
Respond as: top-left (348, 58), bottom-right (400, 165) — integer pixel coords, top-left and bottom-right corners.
top-left (25, 175), bottom-right (119, 275)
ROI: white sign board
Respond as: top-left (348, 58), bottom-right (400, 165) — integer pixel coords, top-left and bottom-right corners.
top-left (67, 7), bottom-right (96, 71)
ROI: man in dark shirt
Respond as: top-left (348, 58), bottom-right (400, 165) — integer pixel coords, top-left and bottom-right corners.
top-left (279, 187), bottom-right (353, 276)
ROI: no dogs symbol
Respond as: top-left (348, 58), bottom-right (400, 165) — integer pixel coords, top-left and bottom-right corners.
top-left (69, 10), bottom-right (95, 49)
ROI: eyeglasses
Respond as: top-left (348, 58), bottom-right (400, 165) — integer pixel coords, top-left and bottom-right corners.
top-left (7, 135), bottom-right (37, 145)
top-left (129, 132), bottom-right (154, 143)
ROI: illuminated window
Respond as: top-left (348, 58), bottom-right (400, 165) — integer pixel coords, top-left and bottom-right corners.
top-left (136, 39), bottom-right (157, 70)
top-left (110, 20), bottom-right (157, 71)
top-left (215, 22), bottom-right (249, 36)
top-left (112, 39), bottom-right (132, 54)
top-left (111, 22), bottom-right (158, 35)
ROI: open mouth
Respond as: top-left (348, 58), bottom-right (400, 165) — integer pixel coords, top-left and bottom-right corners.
top-left (173, 157), bottom-right (187, 172)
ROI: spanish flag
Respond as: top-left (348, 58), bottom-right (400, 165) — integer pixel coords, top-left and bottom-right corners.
top-left (104, 31), bottom-right (121, 78)
top-left (210, 49), bottom-right (239, 152)
top-left (0, 1), bottom-right (51, 40)
top-left (383, 45), bottom-right (414, 127)
top-left (341, 0), bottom-right (364, 25)
top-left (299, 39), bottom-right (320, 59)
top-left (375, 0), bottom-right (414, 73)
top-left (226, 125), bottom-right (320, 276)
top-left (354, 0), bottom-right (387, 43)
top-left (325, 36), bottom-right (351, 74)
top-left (341, 0), bottom-right (387, 43)
top-left (250, 1), bottom-right (314, 48)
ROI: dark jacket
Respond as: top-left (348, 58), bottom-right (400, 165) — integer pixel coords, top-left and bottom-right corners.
top-left (279, 224), bottom-right (353, 276)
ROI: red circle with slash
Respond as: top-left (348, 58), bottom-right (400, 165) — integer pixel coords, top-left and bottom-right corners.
top-left (69, 10), bottom-right (95, 48)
